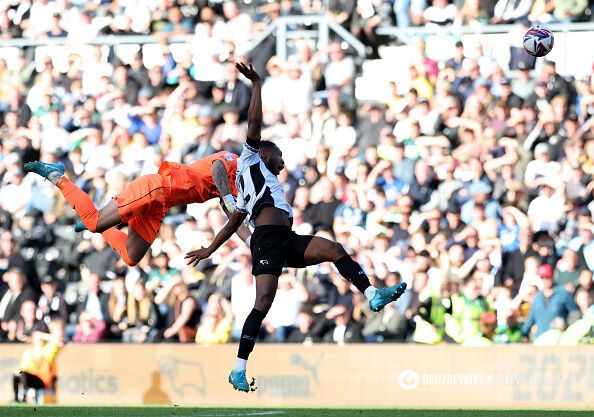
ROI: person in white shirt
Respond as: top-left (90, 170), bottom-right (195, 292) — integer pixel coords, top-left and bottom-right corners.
top-left (524, 142), bottom-right (561, 189)
top-left (527, 178), bottom-right (565, 233)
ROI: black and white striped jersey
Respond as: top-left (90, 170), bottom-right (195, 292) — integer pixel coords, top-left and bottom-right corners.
top-left (235, 141), bottom-right (293, 227)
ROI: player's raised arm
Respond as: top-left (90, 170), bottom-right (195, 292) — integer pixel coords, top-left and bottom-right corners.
top-left (185, 210), bottom-right (248, 267)
top-left (235, 62), bottom-right (262, 142)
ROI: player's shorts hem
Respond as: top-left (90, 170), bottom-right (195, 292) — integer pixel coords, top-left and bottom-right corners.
top-left (252, 266), bottom-right (284, 277)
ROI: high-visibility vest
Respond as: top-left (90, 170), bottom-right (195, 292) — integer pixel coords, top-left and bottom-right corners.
top-left (19, 341), bottom-right (60, 388)
top-left (413, 319), bottom-right (442, 344)
top-left (559, 316), bottom-right (594, 346)
top-left (429, 294), bottom-right (446, 332)
top-left (533, 329), bottom-right (563, 346)
top-left (447, 293), bottom-right (488, 343)
top-left (462, 335), bottom-right (493, 346)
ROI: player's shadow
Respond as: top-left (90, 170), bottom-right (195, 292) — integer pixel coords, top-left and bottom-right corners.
top-left (142, 371), bottom-right (172, 404)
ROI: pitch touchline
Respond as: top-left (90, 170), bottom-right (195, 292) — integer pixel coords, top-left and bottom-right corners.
top-left (201, 412), bottom-right (286, 417)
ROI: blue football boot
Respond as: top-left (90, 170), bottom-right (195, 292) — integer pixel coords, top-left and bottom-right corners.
top-left (228, 370), bottom-right (256, 392)
top-left (23, 161), bottom-right (64, 183)
top-left (369, 282), bottom-right (408, 312)
top-left (74, 220), bottom-right (87, 232)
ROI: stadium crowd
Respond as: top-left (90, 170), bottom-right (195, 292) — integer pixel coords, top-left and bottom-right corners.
top-left (0, 0), bottom-right (592, 348)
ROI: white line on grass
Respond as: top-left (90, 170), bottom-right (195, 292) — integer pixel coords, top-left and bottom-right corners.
top-left (197, 412), bottom-right (286, 417)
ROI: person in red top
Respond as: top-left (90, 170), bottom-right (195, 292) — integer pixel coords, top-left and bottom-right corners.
top-left (24, 152), bottom-right (250, 266)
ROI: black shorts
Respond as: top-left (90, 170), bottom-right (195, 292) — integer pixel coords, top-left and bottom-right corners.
top-left (250, 225), bottom-right (314, 276)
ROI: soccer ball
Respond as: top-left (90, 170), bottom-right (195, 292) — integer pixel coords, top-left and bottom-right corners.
top-left (523, 25), bottom-right (554, 57)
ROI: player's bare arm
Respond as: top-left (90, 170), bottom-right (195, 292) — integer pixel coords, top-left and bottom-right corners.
top-left (185, 210), bottom-right (247, 267)
top-left (211, 159), bottom-right (252, 244)
top-left (212, 159), bottom-right (235, 212)
top-left (235, 62), bottom-right (262, 141)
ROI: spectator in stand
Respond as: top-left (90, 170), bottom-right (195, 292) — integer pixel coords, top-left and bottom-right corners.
top-left (72, 311), bottom-right (107, 343)
top-left (36, 275), bottom-right (68, 325)
top-left (0, 268), bottom-right (36, 341)
top-left (155, 275), bottom-right (200, 343)
top-left (122, 277), bottom-right (159, 343)
top-left (0, 230), bottom-right (39, 290)
top-left (521, 264), bottom-right (578, 340)
top-left (0, 0), bottom-right (591, 347)
top-left (195, 294), bottom-right (233, 344)
top-left (491, 0), bottom-right (533, 23)
top-left (107, 276), bottom-right (128, 340)
top-left (74, 272), bottom-right (109, 328)
top-left (319, 304), bottom-right (364, 344)
top-left (264, 273), bottom-right (309, 342)
top-left (423, 0), bottom-right (458, 26)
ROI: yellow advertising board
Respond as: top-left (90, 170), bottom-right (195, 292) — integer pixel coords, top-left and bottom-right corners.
top-left (1, 344), bottom-right (593, 408)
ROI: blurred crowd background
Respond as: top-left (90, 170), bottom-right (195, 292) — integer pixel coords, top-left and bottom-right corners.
top-left (0, 0), bottom-right (593, 348)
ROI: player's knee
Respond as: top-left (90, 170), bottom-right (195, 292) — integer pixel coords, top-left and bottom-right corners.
top-left (122, 255), bottom-right (139, 267)
top-left (121, 251), bottom-right (140, 267)
top-left (329, 242), bottom-right (348, 261)
top-left (254, 293), bottom-right (275, 313)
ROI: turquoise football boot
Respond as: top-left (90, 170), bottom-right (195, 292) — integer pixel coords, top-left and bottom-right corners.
top-left (23, 161), bottom-right (64, 182)
top-left (74, 220), bottom-right (87, 232)
top-left (369, 282), bottom-right (407, 312)
top-left (228, 370), bottom-right (256, 392)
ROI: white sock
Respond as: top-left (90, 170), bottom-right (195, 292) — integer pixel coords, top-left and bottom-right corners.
top-left (234, 358), bottom-right (247, 372)
top-left (364, 286), bottom-right (377, 301)
top-left (47, 171), bottom-right (63, 185)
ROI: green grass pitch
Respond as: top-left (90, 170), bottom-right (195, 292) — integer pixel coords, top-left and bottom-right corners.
top-left (1, 407), bottom-right (593, 417)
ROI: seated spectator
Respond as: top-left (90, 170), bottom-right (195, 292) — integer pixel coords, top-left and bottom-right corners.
top-left (0, 268), bottom-right (36, 341)
top-left (326, 272), bottom-right (355, 314)
top-left (0, 230), bottom-right (39, 291)
top-left (264, 273), bottom-right (308, 342)
top-left (8, 300), bottom-right (39, 343)
top-left (553, 0), bottom-right (588, 22)
top-left (72, 311), bottom-right (107, 343)
top-left (195, 294), bottom-right (233, 344)
top-left (121, 278), bottom-right (160, 343)
top-left (230, 266), bottom-right (256, 341)
top-left (521, 264), bottom-right (578, 340)
top-left (423, 0), bottom-right (458, 25)
top-left (286, 307), bottom-right (323, 344)
top-left (155, 276), bottom-right (200, 343)
top-left (146, 253), bottom-right (180, 294)
top-left (446, 275), bottom-right (491, 343)
top-left (74, 272), bottom-right (109, 325)
top-left (36, 275), bottom-right (68, 325)
top-left (491, 0), bottom-right (533, 23)
top-left (363, 301), bottom-right (407, 342)
top-left (319, 304), bottom-right (364, 344)
top-left (568, 222), bottom-right (594, 272)
top-left (527, 178), bottom-right (565, 233)
top-left (78, 234), bottom-right (119, 280)
top-left (333, 185), bottom-right (369, 235)
top-left (323, 42), bottom-right (355, 109)
top-left (554, 248), bottom-right (582, 292)
top-left (107, 276), bottom-right (128, 340)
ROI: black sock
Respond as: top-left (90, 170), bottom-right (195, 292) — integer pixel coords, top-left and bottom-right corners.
top-left (334, 255), bottom-right (371, 294)
top-left (238, 308), bottom-right (267, 360)
top-left (13, 375), bottom-right (19, 401)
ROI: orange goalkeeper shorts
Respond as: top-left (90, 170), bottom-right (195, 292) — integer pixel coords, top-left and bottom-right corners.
top-left (113, 174), bottom-right (171, 244)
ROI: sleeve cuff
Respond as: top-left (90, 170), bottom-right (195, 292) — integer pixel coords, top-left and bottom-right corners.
top-left (245, 138), bottom-right (260, 152)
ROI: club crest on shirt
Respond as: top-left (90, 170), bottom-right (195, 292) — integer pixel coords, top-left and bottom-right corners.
top-left (224, 153), bottom-right (234, 161)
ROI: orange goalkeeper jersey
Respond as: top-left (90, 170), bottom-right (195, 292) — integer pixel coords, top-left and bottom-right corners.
top-left (158, 151), bottom-right (239, 208)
